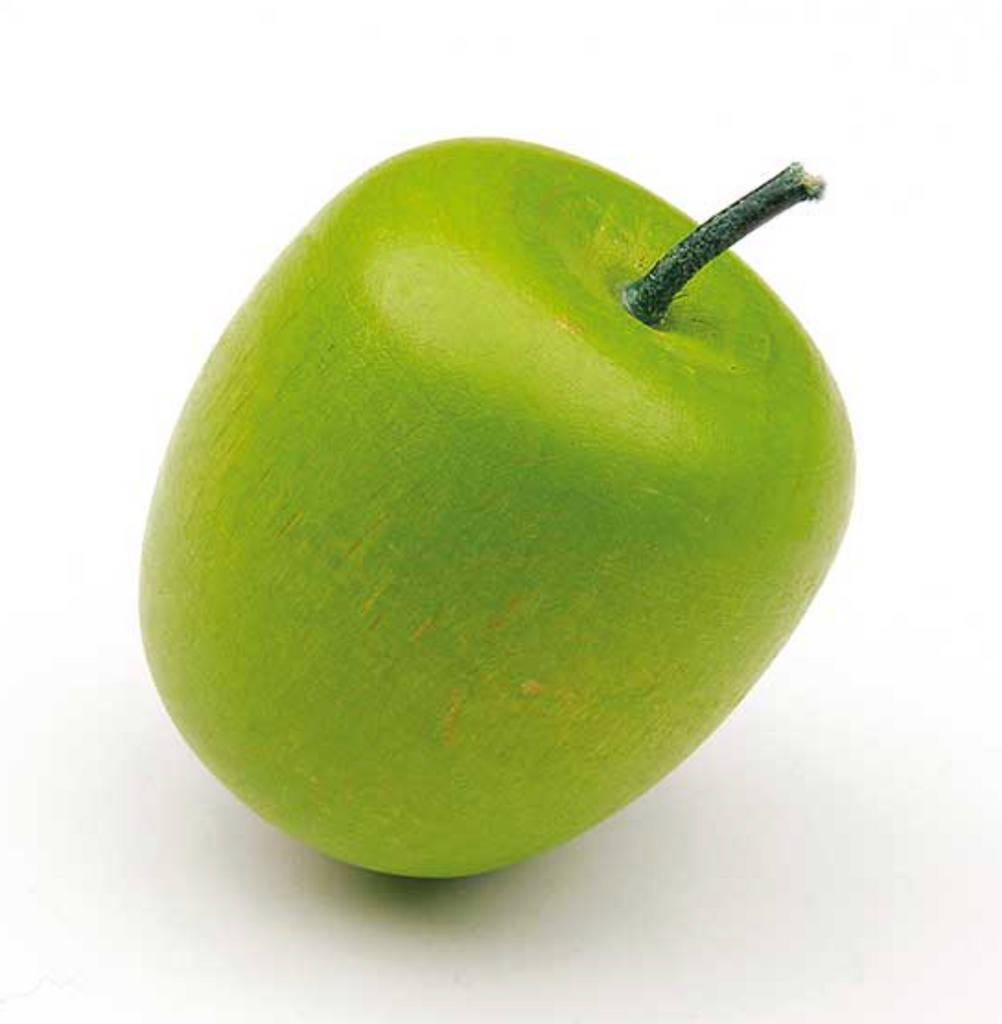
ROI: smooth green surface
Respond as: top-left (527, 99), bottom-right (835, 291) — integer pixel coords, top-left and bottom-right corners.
top-left (141, 139), bottom-right (854, 878)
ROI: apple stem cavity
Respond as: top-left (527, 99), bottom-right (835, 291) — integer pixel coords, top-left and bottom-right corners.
top-left (622, 163), bottom-right (825, 328)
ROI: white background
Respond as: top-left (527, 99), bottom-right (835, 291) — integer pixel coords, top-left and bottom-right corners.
top-left (2, 1), bottom-right (1000, 1020)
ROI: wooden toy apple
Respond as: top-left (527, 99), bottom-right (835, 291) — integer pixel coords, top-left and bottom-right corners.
top-left (141, 139), bottom-right (853, 877)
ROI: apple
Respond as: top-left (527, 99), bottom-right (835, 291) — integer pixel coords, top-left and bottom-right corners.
top-left (141, 139), bottom-right (853, 878)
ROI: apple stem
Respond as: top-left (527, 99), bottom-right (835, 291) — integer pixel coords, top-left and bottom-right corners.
top-left (622, 163), bottom-right (825, 327)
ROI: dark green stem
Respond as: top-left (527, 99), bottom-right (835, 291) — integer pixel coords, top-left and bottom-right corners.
top-left (622, 162), bottom-right (825, 327)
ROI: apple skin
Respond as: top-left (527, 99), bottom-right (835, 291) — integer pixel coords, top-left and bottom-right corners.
top-left (141, 139), bottom-right (853, 878)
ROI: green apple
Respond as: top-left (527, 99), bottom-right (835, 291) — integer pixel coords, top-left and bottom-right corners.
top-left (141, 139), bottom-right (853, 878)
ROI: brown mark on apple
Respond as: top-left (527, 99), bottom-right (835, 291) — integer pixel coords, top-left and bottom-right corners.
top-left (411, 615), bottom-right (438, 642)
top-left (442, 687), bottom-right (465, 746)
top-left (345, 511), bottom-right (390, 558)
top-left (521, 679), bottom-right (544, 696)
top-left (487, 594), bottom-right (524, 631)
top-left (277, 509), bottom-right (306, 537)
